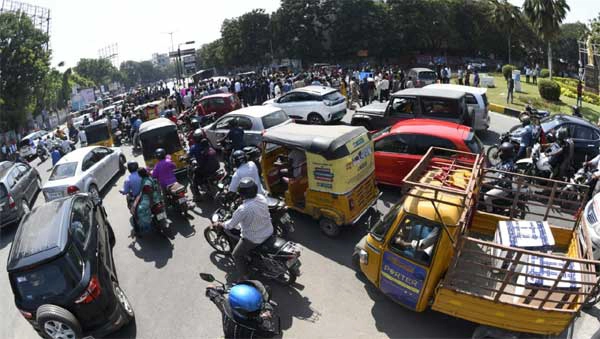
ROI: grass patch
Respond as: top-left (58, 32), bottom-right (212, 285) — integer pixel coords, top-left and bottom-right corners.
top-left (483, 74), bottom-right (600, 123)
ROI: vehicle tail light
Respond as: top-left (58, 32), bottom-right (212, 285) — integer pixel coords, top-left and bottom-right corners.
top-left (18, 309), bottom-right (32, 319)
top-left (8, 194), bottom-right (15, 209)
top-left (75, 275), bottom-right (101, 304)
top-left (151, 202), bottom-right (164, 214)
top-left (178, 190), bottom-right (186, 198)
top-left (67, 186), bottom-right (79, 195)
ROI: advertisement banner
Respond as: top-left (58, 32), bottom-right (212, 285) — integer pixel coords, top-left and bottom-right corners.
top-left (306, 134), bottom-right (374, 194)
top-left (379, 251), bottom-right (426, 310)
top-left (79, 88), bottom-right (96, 106)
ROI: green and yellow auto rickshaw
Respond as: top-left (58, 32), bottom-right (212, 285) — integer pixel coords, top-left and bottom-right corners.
top-left (138, 118), bottom-right (187, 171)
top-left (83, 119), bottom-right (112, 147)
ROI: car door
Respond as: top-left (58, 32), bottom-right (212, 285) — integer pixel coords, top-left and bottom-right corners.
top-left (93, 148), bottom-right (116, 187)
top-left (210, 115), bottom-right (237, 146)
top-left (236, 116), bottom-right (259, 147)
top-left (275, 93), bottom-right (300, 118)
top-left (15, 163), bottom-right (36, 202)
top-left (571, 124), bottom-right (600, 162)
top-left (211, 97), bottom-right (228, 116)
top-left (82, 150), bottom-right (105, 189)
top-left (384, 96), bottom-right (417, 128)
top-left (374, 133), bottom-right (415, 186)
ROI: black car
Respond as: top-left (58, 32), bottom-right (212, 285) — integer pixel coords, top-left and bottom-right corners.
top-left (6, 194), bottom-right (134, 339)
top-left (512, 114), bottom-right (600, 163)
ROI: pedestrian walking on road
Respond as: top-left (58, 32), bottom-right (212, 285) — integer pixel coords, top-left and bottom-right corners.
top-left (350, 77), bottom-right (360, 108)
top-left (507, 77), bottom-right (515, 104)
top-left (474, 71), bottom-right (480, 88)
top-left (457, 68), bottom-right (464, 85)
top-left (360, 78), bottom-right (370, 107)
top-left (577, 80), bottom-right (584, 108)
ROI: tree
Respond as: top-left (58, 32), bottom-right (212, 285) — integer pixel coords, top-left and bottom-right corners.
top-left (74, 58), bottom-right (119, 87)
top-left (554, 22), bottom-right (588, 65)
top-left (523, 0), bottom-right (570, 78)
top-left (0, 12), bottom-right (50, 130)
top-left (220, 9), bottom-right (271, 67)
top-left (197, 39), bottom-right (224, 70)
top-left (488, 0), bottom-right (523, 65)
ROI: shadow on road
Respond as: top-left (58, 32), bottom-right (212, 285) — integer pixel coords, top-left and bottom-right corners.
top-left (0, 224), bottom-right (18, 250)
top-left (270, 284), bottom-right (319, 333)
top-left (168, 214), bottom-right (196, 238)
top-left (110, 318), bottom-right (137, 338)
top-left (209, 252), bottom-right (235, 273)
top-left (127, 233), bottom-right (174, 269)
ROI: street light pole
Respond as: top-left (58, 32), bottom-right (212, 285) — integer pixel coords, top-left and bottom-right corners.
top-left (177, 41), bottom-right (195, 86)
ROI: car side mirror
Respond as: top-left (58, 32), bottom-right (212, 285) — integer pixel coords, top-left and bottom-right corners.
top-left (199, 273), bottom-right (215, 282)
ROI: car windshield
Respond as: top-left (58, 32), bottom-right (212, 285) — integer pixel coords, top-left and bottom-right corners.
top-left (50, 162), bottom-right (78, 180)
top-left (19, 139), bottom-right (31, 148)
top-left (465, 132), bottom-right (483, 154)
top-left (419, 71), bottom-right (437, 80)
top-left (12, 247), bottom-right (83, 302)
top-left (541, 116), bottom-right (561, 132)
top-left (262, 111), bottom-right (290, 129)
top-left (370, 203), bottom-right (402, 240)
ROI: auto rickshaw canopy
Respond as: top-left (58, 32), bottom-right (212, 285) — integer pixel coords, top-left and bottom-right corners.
top-left (139, 117), bottom-right (176, 134)
top-left (262, 124), bottom-right (368, 160)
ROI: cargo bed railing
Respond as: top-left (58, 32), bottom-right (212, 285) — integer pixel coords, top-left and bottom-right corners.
top-left (440, 235), bottom-right (600, 312)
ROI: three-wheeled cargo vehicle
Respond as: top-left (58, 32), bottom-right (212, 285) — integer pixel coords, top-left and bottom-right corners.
top-left (261, 124), bottom-right (379, 237)
top-left (354, 147), bottom-right (600, 336)
top-left (138, 118), bottom-right (187, 171)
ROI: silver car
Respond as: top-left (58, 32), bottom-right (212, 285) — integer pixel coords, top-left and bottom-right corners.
top-left (42, 146), bottom-right (126, 201)
top-left (0, 161), bottom-right (41, 228)
top-left (202, 106), bottom-right (292, 149)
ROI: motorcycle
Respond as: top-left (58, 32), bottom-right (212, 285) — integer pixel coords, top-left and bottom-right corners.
top-left (163, 182), bottom-right (195, 215)
top-left (515, 143), bottom-right (554, 178)
top-left (214, 190), bottom-right (295, 237)
top-left (562, 163), bottom-right (594, 204)
top-left (486, 132), bottom-right (520, 166)
top-left (218, 139), bottom-right (235, 173)
top-left (200, 273), bottom-right (281, 336)
top-left (129, 195), bottom-right (171, 239)
top-left (479, 174), bottom-right (530, 219)
top-left (205, 209), bottom-right (302, 285)
top-left (36, 144), bottom-right (48, 161)
top-left (519, 104), bottom-right (550, 123)
top-left (184, 156), bottom-right (228, 202)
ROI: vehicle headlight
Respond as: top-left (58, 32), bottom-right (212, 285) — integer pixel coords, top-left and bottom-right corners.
top-left (359, 248), bottom-right (368, 265)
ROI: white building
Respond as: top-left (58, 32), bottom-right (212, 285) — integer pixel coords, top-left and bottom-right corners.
top-left (152, 53), bottom-right (170, 68)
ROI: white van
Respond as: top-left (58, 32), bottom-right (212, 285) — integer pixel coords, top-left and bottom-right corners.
top-left (426, 83), bottom-right (490, 132)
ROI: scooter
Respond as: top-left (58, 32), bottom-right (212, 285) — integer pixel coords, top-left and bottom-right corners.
top-left (200, 272), bottom-right (281, 336)
top-left (204, 210), bottom-right (302, 285)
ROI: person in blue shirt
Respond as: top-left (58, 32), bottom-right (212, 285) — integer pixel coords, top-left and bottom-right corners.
top-left (132, 115), bottom-right (143, 149)
top-left (120, 161), bottom-right (143, 208)
top-left (51, 146), bottom-right (62, 166)
top-left (226, 119), bottom-right (245, 151)
top-left (516, 115), bottom-right (533, 160)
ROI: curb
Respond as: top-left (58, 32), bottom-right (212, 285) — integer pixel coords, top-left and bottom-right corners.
top-left (489, 103), bottom-right (521, 118)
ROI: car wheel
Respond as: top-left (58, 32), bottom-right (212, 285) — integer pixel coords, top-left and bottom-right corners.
top-left (119, 155), bottom-right (126, 174)
top-left (113, 282), bottom-right (135, 322)
top-left (89, 184), bottom-right (100, 201)
top-left (307, 113), bottom-right (325, 125)
top-left (21, 200), bottom-right (30, 218)
top-left (37, 304), bottom-right (82, 339)
top-left (319, 217), bottom-right (341, 237)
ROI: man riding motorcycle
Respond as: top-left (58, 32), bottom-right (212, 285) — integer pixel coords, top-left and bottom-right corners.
top-left (227, 119), bottom-right (245, 151)
top-left (584, 151), bottom-right (600, 198)
top-left (120, 161), bottom-right (142, 208)
top-left (206, 281), bottom-right (276, 339)
top-left (517, 115), bottom-right (533, 160)
top-left (484, 142), bottom-right (516, 212)
top-left (213, 178), bottom-right (274, 281)
top-left (151, 148), bottom-right (178, 190)
top-left (186, 117), bottom-right (201, 146)
top-left (188, 132), bottom-right (220, 201)
top-left (229, 150), bottom-right (266, 196)
top-left (545, 127), bottom-right (572, 179)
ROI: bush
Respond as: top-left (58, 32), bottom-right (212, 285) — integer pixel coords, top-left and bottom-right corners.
top-left (538, 79), bottom-right (561, 101)
top-left (540, 68), bottom-right (550, 78)
top-left (502, 64), bottom-right (515, 80)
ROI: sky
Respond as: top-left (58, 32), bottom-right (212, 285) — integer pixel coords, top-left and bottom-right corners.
top-left (19, 0), bottom-right (600, 68)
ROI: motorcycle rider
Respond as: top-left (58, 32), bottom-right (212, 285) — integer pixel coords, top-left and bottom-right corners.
top-left (546, 127), bottom-right (572, 179)
top-left (229, 150), bottom-right (266, 196)
top-left (120, 161), bottom-right (142, 208)
top-left (484, 142), bottom-right (516, 212)
top-left (186, 117), bottom-right (201, 146)
top-left (583, 151), bottom-right (600, 198)
top-left (151, 148), bottom-right (178, 190)
top-left (517, 115), bottom-right (533, 160)
top-left (213, 178), bottom-right (274, 280)
top-left (226, 119), bottom-right (245, 151)
top-left (206, 281), bottom-right (276, 339)
top-left (188, 132), bottom-right (220, 201)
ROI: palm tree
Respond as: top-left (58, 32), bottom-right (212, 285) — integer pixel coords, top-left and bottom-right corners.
top-left (523, 0), bottom-right (570, 78)
top-left (488, 0), bottom-right (522, 65)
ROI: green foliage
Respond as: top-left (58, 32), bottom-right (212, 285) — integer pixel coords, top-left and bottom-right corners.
top-left (555, 77), bottom-right (600, 106)
top-left (119, 60), bottom-right (170, 88)
top-left (70, 72), bottom-right (95, 88)
top-left (197, 39), bottom-right (224, 70)
top-left (538, 79), bottom-right (561, 101)
top-left (502, 64), bottom-right (515, 80)
top-left (74, 58), bottom-right (119, 87)
top-left (523, 0), bottom-right (570, 42)
top-left (592, 14), bottom-right (600, 46)
top-left (554, 22), bottom-right (589, 65)
top-left (540, 68), bottom-right (550, 78)
top-left (0, 12), bottom-right (50, 130)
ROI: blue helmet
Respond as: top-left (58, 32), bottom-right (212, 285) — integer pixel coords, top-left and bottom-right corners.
top-left (228, 284), bottom-right (263, 319)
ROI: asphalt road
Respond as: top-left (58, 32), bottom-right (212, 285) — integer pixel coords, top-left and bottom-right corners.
top-left (0, 111), bottom-right (594, 339)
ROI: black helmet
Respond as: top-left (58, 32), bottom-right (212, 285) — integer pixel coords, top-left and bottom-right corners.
top-left (546, 132), bottom-right (555, 143)
top-left (155, 148), bottom-right (167, 160)
top-left (193, 128), bottom-right (204, 143)
top-left (232, 150), bottom-right (247, 167)
top-left (199, 138), bottom-right (209, 148)
top-left (521, 115), bottom-right (531, 126)
top-left (499, 142), bottom-right (514, 161)
top-left (243, 146), bottom-right (260, 159)
top-left (127, 161), bottom-right (139, 173)
top-left (238, 177), bottom-right (258, 199)
top-left (137, 167), bottom-right (149, 177)
top-left (190, 117), bottom-right (200, 129)
top-left (556, 127), bottom-right (569, 141)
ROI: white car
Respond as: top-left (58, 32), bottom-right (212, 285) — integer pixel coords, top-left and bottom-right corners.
top-left (583, 194), bottom-right (600, 260)
top-left (42, 146), bottom-right (126, 201)
top-left (19, 130), bottom-right (49, 159)
top-left (426, 83), bottom-right (491, 131)
top-left (202, 106), bottom-right (293, 149)
top-left (263, 85), bottom-right (347, 124)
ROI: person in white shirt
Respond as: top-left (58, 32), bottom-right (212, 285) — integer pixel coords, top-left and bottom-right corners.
top-left (234, 81), bottom-right (242, 94)
top-left (214, 177), bottom-right (273, 279)
top-left (406, 76), bottom-right (415, 88)
top-left (380, 76), bottom-right (390, 101)
top-left (274, 83), bottom-right (282, 98)
top-left (229, 150), bottom-right (266, 196)
top-left (183, 91), bottom-right (192, 108)
top-left (60, 137), bottom-right (71, 154)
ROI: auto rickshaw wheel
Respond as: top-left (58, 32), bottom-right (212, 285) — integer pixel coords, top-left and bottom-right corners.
top-left (319, 218), bottom-right (341, 237)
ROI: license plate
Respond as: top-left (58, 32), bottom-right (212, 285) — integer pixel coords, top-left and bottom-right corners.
top-left (280, 215), bottom-right (291, 224)
top-left (156, 212), bottom-right (167, 220)
top-left (47, 192), bottom-right (63, 200)
top-left (178, 197), bottom-right (186, 204)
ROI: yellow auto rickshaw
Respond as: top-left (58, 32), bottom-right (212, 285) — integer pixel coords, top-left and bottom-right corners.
top-left (138, 118), bottom-right (187, 171)
top-left (134, 100), bottom-right (164, 121)
top-left (83, 119), bottom-right (112, 147)
top-left (354, 147), bottom-right (600, 336)
top-left (261, 124), bottom-right (379, 237)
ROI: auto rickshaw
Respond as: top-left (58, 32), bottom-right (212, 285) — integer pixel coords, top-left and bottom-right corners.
top-left (138, 118), bottom-right (187, 171)
top-left (134, 100), bottom-right (164, 121)
top-left (83, 119), bottom-right (112, 147)
top-left (353, 147), bottom-right (600, 336)
top-left (261, 124), bottom-right (379, 237)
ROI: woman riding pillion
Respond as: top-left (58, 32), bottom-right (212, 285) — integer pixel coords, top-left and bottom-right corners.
top-left (130, 167), bottom-right (163, 235)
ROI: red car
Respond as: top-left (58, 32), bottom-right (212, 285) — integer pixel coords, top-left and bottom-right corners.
top-left (196, 93), bottom-right (241, 118)
top-left (373, 119), bottom-right (483, 187)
